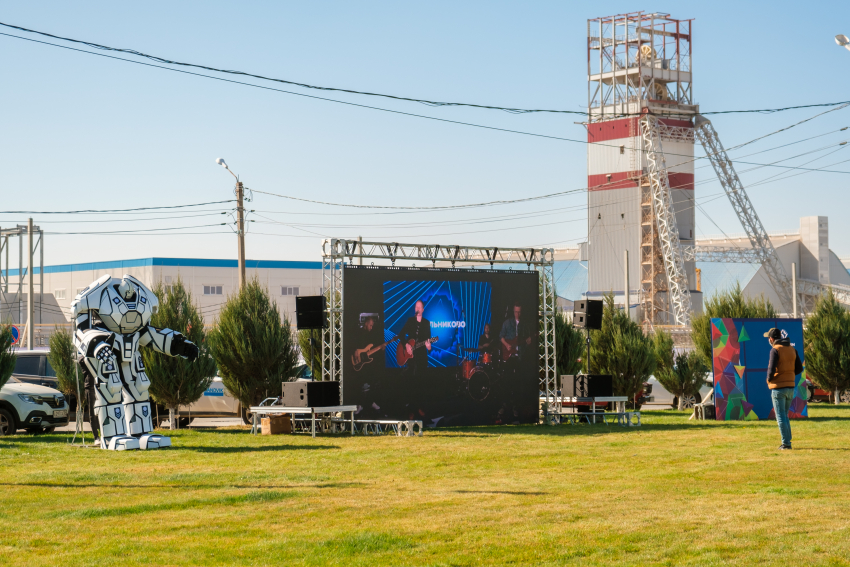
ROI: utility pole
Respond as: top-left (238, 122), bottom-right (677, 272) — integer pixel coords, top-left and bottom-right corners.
top-left (792, 262), bottom-right (798, 318)
top-left (217, 158), bottom-right (246, 289)
top-left (624, 250), bottom-right (630, 321)
top-left (236, 181), bottom-right (246, 289)
top-left (27, 218), bottom-right (34, 350)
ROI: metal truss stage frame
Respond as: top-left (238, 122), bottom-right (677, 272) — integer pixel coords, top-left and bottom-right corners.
top-left (321, 239), bottom-right (558, 414)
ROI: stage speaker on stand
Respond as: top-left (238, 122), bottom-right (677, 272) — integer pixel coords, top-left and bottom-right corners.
top-left (572, 298), bottom-right (603, 392)
top-left (295, 296), bottom-right (328, 381)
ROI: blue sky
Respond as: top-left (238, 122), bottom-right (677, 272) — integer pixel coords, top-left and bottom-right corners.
top-left (1, 1), bottom-right (849, 268)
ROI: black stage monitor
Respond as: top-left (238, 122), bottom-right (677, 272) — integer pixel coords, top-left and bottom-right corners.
top-left (574, 374), bottom-right (613, 398)
top-left (295, 296), bottom-right (327, 330)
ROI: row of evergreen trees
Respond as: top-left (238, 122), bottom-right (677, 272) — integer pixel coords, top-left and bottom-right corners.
top-left (553, 283), bottom-right (850, 408)
top-left (3, 277), bottom-right (849, 426)
top-left (555, 295), bottom-right (707, 409)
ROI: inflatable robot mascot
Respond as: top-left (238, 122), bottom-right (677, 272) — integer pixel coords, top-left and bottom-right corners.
top-left (71, 274), bottom-right (199, 450)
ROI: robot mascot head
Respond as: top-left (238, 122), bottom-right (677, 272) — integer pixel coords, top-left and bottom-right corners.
top-left (93, 274), bottom-right (159, 335)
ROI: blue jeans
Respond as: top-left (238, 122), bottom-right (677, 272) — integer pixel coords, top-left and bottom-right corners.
top-left (771, 387), bottom-right (794, 447)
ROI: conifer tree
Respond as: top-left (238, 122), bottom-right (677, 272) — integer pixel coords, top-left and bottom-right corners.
top-left (804, 289), bottom-right (850, 405)
top-left (143, 278), bottom-right (216, 429)
top-left (297, 328), bottom-right (322, 378)
top-left (48, 326), bottom-right (78, 399)
top-left (207, 277), bottom-right (298, 411)
top-left (0, 324), bottom-right (16, 390)
top-left (555, 313), bottom-right (584, 379)
top-left (657, 350), bottom-right (709, 410)
top-left (589, 293), bottom-right (656, 403)
top-left (652, 329), bottom-right (675, 385)
top-left (691, 282), bottom-right (776, 367)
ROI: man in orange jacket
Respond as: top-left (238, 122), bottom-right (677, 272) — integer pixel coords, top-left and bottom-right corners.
top-left (765, 327), bottom-right (803, 450)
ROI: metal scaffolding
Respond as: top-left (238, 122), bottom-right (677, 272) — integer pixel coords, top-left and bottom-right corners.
top-left (641, 114), bottom-right (693, 325)
top-left (694, 115), bottom-right (796, 314)
top-left (587, 12), bottom-right (694, 121)
top-left (321, 239), bottom-right (558, 412)
top-left (0, 223), bottom-right (44, 331)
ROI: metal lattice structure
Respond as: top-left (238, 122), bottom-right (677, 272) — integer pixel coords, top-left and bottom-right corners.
top-left (683, 245), bottom-right (761, 263)
top-left (641, 114), bottom-right (693, 325)
top-left (0, 223), bottom-right (44, 328)
top-left (587, 12), bottom-right (694, 121)
top-left (694, 115), bottom-right (795, 314)
top-left (798, 279), bottom-right (850, 311)
top-left (321, 239), bottom-right (558, 411)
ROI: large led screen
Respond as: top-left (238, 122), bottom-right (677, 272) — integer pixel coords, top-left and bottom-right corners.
top-left (343, 265), bottom-right (539, 427)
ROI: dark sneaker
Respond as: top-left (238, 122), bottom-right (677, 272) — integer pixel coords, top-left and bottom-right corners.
top-left (779, 445), bottom-right (792, 450)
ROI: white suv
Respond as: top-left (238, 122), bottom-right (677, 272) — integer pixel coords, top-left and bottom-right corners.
top-left (0, 378), bottom-right (69, 435)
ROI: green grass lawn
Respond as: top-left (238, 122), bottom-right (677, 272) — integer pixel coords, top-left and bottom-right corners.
top-left (2, 406), bottom-right (850, 566)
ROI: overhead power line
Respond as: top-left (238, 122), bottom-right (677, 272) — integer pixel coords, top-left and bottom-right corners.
top-left (2, 21), bottom-right (850, 118)
top-left (4, 28), bottom-right (850, 164)
top-left (2, 200), bottom-right (234, 214)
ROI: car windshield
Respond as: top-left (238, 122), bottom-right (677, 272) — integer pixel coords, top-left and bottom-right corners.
top-left (44, 357), bottom-right (56, 377)
top-left (13, 356), bottom-right (40, 376)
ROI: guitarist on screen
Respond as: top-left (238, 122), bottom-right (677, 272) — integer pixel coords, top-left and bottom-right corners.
top-left (500, 303), bottom-right (532, 362)
top-left (400, 300), bottom-right (432, 372)
top-left (351, 316), bottom-right (392, 371)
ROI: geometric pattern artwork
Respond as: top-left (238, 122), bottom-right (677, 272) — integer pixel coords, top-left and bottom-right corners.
top-left (711, 318), bottom-right (807, 421)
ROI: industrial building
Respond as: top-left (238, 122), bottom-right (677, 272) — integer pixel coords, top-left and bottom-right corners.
top-left (584, 12), bottom-right (850, 324)
top-left (0, 258), bottom-right (322, 333)
top-left (558, 215), bottom-right (850, 312)
top-left (586, 12), bottom-right (700, 325)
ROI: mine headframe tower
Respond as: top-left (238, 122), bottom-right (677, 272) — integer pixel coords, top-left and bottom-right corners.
top-left (586, 12), bottom-right (697, 326)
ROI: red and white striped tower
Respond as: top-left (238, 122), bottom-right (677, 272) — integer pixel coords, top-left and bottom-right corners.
top-left (586, 12), bottom-right (699, 324)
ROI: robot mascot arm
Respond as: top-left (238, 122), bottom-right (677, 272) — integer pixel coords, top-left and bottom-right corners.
top-left (139, 326), bottom-right (200, 361)
top-left (71, 273), bottom-right (199, 451)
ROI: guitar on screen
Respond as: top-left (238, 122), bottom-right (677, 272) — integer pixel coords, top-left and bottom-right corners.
top-left (499, 332), bottom-right (539, 362)
top-left (351, 336), bottom-right (399, 371)
top-left (396, 337), bottom-right (439, 367)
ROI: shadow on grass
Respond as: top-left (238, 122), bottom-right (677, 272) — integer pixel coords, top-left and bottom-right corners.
top-left (52, 490), bottom-right (297, 519)
top-left (0, 481), bottom-right (366, 490)
top-left (0, 434), bottom-right (79, 445)
top-left (454, 489), bottom-right (549, 495)
top-left (185, 444), bottom-right (340, 453)
top-left (432, 421), bottom-right (721, 437)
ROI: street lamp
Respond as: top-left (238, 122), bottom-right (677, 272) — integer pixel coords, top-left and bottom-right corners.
top-left (836, 34), bottom-right (850, 51)
top-left (216, 158), bottom-right (246, 288)
top-left (216, 157), bottom-right (239, 180)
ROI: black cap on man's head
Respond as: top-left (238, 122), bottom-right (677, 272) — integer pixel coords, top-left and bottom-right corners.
top-left (763, 328), bottom-right (782, 340)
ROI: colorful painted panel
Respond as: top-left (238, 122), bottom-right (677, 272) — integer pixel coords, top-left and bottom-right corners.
top-left (711, 318), bottom-right (807, 421)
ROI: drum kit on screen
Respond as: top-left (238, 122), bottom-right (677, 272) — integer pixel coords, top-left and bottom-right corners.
top-left (457, 345), bottom-right (516, 402)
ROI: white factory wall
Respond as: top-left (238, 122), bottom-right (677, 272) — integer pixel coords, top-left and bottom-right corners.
top-left (587, 139), bottom-right (638, 175)
top-left (587, 186), bottom-right (641, 292)
top-left (1, 259), bottom-right (322, 326)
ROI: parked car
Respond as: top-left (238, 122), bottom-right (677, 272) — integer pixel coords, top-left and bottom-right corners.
top-left (805, 381), bottom-right (850, 403)
top-left (10, 349), bottom-right (59, 388)
top-left (159, 377), bottom-right (252, 427)
top-left (641, 375), bottom-right (713, 409)
top-left (0, 377), bottom-right (69, 435)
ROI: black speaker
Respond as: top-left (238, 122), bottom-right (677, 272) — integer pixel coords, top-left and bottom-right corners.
top-left (573, 299), bottom-right (602, 330)
top-left (584, 299), bottom-right (603, 330)
top-left (281, 381), bottom-right (340, 407)
top-left (573, 374), bottom-right (613, 398)
top-left (295, 296), bottom-right (327, 330)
